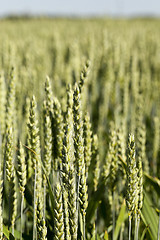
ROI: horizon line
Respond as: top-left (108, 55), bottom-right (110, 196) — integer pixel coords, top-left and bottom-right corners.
top-left (0, 12), bottom-right (160, 19)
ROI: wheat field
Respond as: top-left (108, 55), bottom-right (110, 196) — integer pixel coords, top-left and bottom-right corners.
top-left (0, 17), bottom-right (159, 240)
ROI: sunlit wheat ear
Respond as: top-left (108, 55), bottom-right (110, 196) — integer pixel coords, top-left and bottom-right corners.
top-left (62, 187), bottom-right (71, 240)
top-left (17, 140), bottom-right (27, 196)
top-left (45, 76), bottom-right (53, 114)
top-left (137, 157), bottom-right (143, 215)
top-left (79, 160), bottom-right (88, 217)
top-left (73, 83), bottom-right (88, 238)
top-left (27, 95), bottom-right (41, 240)
top-left (73, 84), bottom-right (84, 177)
top-left (3, 68), bottom-right (16, 172)
top-left (27, 95), bottom-right (41, 169)
top-left (60, 160), bottom-right (71, 239)
top-left (5, 127), bottom-right (17, 234)
top-left (24, 97), bottom-right (33, 179)
top-left (136, 94), bottom-right (149, 173)
top-left (102, 122), bottom-right (118, 189)
top-left (54, 182), bottom-right (65, 240)
top-left (136, 154), bottom-right (143, 239)
top-left (61, 146), bottom-right (72, 240)
top-left (65, 84), bottom-right (74, 150)
top-left (28, 95), bottom-right (42, 196)
top-left (66, 84), bottom-right (73, 111)
top-left (63, 84), bottom-right (74, 168)
top-left (78, 152), bottom-right (88, 240)
top-left (92, 134), bottom-right (100, 192)
top-left (79, 60), bottom-right (91, 92)
top-left (43, 100), bottom-right (52, 209)
top-left (17, 140), bottom-right (27, 240)
top-left (126, 134), bottom-right (138, 218)
top-left (36, 197), bottom-right (47, 240)
top-left (68, 165), bottom-right (78, 240)
top-left (10, 172), bottom-right (17, 235)
top-left (83, 112), bottom-right (92, 177)
top-left (60, 84), bottom-right (75, 239)
top-left (43, 101), bottom-right (52, 171)
top-left (52, 97), bottom-right (64, 170)
top-left (43, 108), bottom-right (52, 169)
top-left (5, 127), bottom-right (14, 183)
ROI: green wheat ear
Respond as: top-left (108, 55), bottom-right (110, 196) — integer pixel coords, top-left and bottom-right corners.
top-left (102, 122), bottom-right (118, 190)
top-left (61, 84), bottom-right (74, 182)
top-left (83, 112), bottom-right (92, 177)
top-left (17, 140), bottom-right (27, 240)
top-left (137, 154), bottom-right (143, 217)
top-left (62, 187), bottom-right (71, 240)
top-left (73, 83), bottom-right (84, 177)
top-left (52, 97), bottom-right (64, 170)
top-left (43, 100), bottom-right (52, 217)
top-left (43, 101), bottom-right (52, 176)
top-left (68, 165), bottom-right (78, 240)
top-left (43, 106), bottom-right (52, 177)
top-left (61, 145), bottom-right (71, 239)
top-left (73, 83), bottom-right (88, 238)
top-left (5, 127), bottom-right (17, 234)
top-left (45, 76), bottom-right (53, 114)
top-left (54, 182), bottom-right (65, 240)
top-left (79, 60), bottom-right (91, 92)
top-left (60, 84), bottom-right (76, 240)
top-left (62, 84), bottom-right (74, 173)
top-left (27, 95), bottom-right (41, 178)
top-left (17, 140), bottom-right (27, 196)
top-left (24, 97), bottom-right (32, 179)
top-left (79, 159), bottom-right (88, 217)
top-left (36, 197), bottom-right (47, 240)
top-left (5, 127), bottom-right (14, 183)
top-left (92, 134), bottom-right (100, 192)
top-left (27, 95), bottom-right (42, 240)
top-left (126, 134), bottom-right (138, 218)
top-left (136, 94), bottom-right (149, 173)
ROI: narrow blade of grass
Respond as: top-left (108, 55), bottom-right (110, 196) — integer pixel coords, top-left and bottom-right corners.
top-left (113, 200), bottom-right (127, 240)
top-left (141, 192), bottom-right (158, 240)
top-left (144, 174), bottom-right (160, 197)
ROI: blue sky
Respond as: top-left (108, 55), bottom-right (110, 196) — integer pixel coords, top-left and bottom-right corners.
top-left (0, 0), bottom-right (160, 17)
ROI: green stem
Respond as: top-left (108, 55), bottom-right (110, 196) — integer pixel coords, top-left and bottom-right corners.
top-left (158, 212), bottom-right (160, 240)
top-left (43, 180), bottom-right (46, 218)
top-left (83, 214), bottom-right (86, 240)
top-left (136, 215), bottom-right (140, 240)
top-left (33, 167), bottom-right (37, 240)
top-left (112, 190), bottom-right (115, 240)
top-left (129, 216), bottom-right (132, 240)
top-left (76, 174), bottom-right (80, 232)
top-left (20, 195), bottom-right (24, 240)
top-left (95, 208), bottom-right (98, 240)
top-left (9, 188), bottom-right (11, 230)
top-left (134, 214), bottom-right (137, 240)
top-left (12, 224), bottom-right (14, 235)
